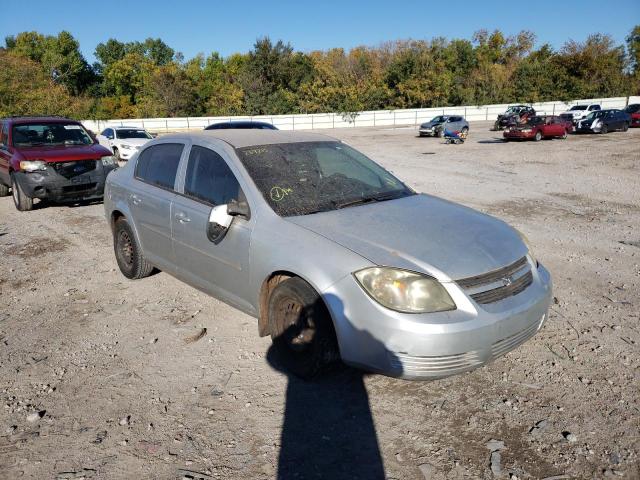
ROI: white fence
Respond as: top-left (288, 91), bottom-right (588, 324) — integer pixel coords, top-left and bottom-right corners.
top-left (82, 96), bottom-right (640, 133)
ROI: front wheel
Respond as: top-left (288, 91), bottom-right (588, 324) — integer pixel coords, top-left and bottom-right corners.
top-left (113, 217), bottom-right (154, 279)
top-left (268, 277), bottom-right (339, 379)
top-left (534, 131), bottom-right (542, 142)
top-left (437, 128), bottom-right (444, 138)
top-left (601, 124), bottom-right (608, 134)
top-left (11, 175), bottom-right (33, 211)
top-left (622, 122), bottom-right (629, 132)
top-left (561, 130), bottom-right (568, 139)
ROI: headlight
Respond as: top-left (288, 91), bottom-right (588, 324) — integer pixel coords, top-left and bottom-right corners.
top-left (102, 156), bottom-right (117, 166)
top-left (19, 160), bottom-right (47, 172)
top-left (521, 128), bottom-right (532, 133)
top-left (354, 267), bottom-right (456, 313)
top-left (516, 229), bottom-right (537, 266)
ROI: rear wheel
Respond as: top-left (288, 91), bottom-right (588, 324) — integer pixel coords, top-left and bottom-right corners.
top-left (561, 129), bottom-right (568, 139)
top-left (0, 182), bottom-right (10, 197)
top-left (11, 175), bottom-right (33, 211)
top-left (601, 124), bottom-right (608, 134)
top-left (268, 277), bottom-right (339, 379)
top-left (113, 217), bottom-right (154, 279)
top-left (534, 131), bottom-right (542, 142)
top-left (622, 122), bottom-right (629, 132)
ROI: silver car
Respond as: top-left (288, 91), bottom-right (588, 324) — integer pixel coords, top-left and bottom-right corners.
top-left (104, 131), bottom-right (552, 380)
top-left (419, 115), bottom-right (469, 137)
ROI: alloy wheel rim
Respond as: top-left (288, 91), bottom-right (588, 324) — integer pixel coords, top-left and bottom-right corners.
top-left (118, 231), bottom-right (134, 266)
top-left (277, 296), bottom-right (315, 352)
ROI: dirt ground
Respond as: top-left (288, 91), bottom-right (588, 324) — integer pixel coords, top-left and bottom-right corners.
top-left (1, 122), bottom-right (639, 480)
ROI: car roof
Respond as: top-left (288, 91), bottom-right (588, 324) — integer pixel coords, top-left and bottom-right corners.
top-left (2, 116), bottom-right (79, 124)
top-left (112, 126), bottom-right (145, 129)
top-left (162, 130), bottom-right (337, 149)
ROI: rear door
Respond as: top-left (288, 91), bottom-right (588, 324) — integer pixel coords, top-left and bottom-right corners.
top-left (172, 142), bottom-right (254, 313)
top-left (130, 142), bottom-right (186, 272)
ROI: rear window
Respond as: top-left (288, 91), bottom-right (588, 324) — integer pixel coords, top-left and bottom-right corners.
top-left (135, 143), bottom-right (184, 190)
top-left (625, 104), bottom-right (640, 113)
top-left (569, 106), bottom-right (587, 111)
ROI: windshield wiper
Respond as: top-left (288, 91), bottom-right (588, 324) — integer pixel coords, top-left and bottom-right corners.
top-left (335, 191), bottom-right (407, 210)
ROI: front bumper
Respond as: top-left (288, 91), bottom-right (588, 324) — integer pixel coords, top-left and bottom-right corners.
top-left (14, 161), bottom-right (117, 202)
top-left (419, 127), bottom-right (436, 136)
top-left (322, 261), bottom-right (552, 380)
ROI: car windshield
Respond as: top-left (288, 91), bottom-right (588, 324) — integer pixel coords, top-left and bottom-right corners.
top-left (116, 129), bottom-right (152, 139)
top-left (12, 122), bottom-right (93, 147)
top-left (525, 116), bottom-right (545, 125)
top-left (585, 111), bottom-right (605, 120)
top-left (237, 141), bottom-right (414, 217)
top-left (625, 104), bottom-right (640, 113)
top-left (431, 116), bottom-right (446, 123)
top-left (569, 106), bottom-right (587, 111)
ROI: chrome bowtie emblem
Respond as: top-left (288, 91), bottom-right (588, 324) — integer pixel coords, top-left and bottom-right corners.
top-left (501, 276), bottom-right (513, 287)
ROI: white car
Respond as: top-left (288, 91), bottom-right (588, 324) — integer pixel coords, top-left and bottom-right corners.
top-left (97, 126), bottom-right (153, 161)
top-left (559, 104), bottom-right (601, 124)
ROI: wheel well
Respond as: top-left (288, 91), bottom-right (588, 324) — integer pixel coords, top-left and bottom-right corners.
top-left (110, 210), bottom-right (126, 231)
top-left (257, 271), bottom-right (335, 338)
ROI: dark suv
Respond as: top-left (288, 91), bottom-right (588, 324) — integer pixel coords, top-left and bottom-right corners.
top-left (0, 116), bottom-right (116, 211)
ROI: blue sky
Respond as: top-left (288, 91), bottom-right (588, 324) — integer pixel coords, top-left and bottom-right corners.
top-left (1, 0), bottom-right (638, 63)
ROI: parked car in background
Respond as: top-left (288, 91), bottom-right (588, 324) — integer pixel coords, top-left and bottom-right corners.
top-left (104, 130), bottom-right (551, 380)
top-left (494, 105), bottom-right (536, 130)
top-left (98, 126), bottom-right (154, 161)
top-left (559, 104), bottom-right (601, 124)
top-left (503, 115), bottom-right (572, 141)
top-left (419, 115), bottom-right (468, 137)
top-left (204, 120), bottom-right (278, 130)
top-left (575, 109), bottom-right (631, 134)
top-left (624, 104), bottom-right (640, 127)
top-left (0, 116), bottom-right (116, 211)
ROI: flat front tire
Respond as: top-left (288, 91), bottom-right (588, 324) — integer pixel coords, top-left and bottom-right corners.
top-left (113, 217), bottom-right (154, 279)
top-left (11, 175), bottom-right (33, 211)
top-left (268, 277), bottom-right (339, 379)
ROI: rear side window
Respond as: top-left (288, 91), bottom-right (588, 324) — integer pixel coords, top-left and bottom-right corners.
top-left (184, 146), bottom-right (240, 206)
top-left (135, 143), bottom-right (184, 190)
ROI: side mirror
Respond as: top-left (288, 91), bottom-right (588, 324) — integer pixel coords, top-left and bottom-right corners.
top-left (207, 204), bottom-right (233, 243)
top-left (227, 199), bottom-right (250, 219)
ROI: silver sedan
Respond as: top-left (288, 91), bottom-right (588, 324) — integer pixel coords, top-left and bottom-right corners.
top-left (104, 130), bottom-right (552, 380)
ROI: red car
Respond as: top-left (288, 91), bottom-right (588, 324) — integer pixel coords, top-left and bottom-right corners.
top-left (503, 115), bottom-right (573, 141)
top-left (624, 104), bottom-right (640, 127)
top-left (0, 116), bottom-right (115, 211)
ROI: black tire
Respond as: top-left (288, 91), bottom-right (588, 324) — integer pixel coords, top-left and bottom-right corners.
top-left (601, 124), bottom-right (608, 134)
top-left (11, 174), bottom-right (33, 211)
top-left (268, 277), bottom-right (339, 379)
top-left (622, 122), bottom-right (629, 132)
top-left (0, 182), bottom-right (10, 197)
top-left (437, 128), bottom-right (444, 138)
top-left (112, 147), bottom-right (121, 162)
top-left (534, 131), bottom-right (542, 142)
top-left (113, 217), bottom-right (154, 280)
top-left (461, 127), bottom-right (469, 134)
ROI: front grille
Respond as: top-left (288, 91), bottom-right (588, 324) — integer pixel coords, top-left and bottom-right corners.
top-left (457, 257), bottom-right (528, 289)
top-left (62, 183), bottom-right (97, 193)
top-left (390, 350), bottom-right (485, 375)
top-left (51, 160), bottom-right (97, 179)
top-left (457, 256), bottom-right (533, 304)
top-left (471, 271), bottom-right (533, 304)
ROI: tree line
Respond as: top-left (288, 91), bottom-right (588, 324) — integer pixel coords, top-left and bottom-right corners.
top-left (1, 27), bottom-right (639, 120)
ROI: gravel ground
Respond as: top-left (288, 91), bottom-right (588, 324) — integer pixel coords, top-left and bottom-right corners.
top-left (0, 122), bottom-right (639, 480)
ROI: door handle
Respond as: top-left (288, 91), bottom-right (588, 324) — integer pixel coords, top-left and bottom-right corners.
top-left (175, 212), bottom-right (191, 223)
top-left (130, 194), bottom-right (142, 205)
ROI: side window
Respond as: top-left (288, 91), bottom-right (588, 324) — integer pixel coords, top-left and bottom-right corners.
top-left (184, 146), bottom-right (241, 206)
top-left (590, 105), bottom-right (600, 111)
top-left (135, 143), bottom-right (184, 190)
top-left (0, 122), bottom-right (6, 147)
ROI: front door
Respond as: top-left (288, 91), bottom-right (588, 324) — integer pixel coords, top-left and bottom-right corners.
top-left (172, 144), bottom-right (254, 313)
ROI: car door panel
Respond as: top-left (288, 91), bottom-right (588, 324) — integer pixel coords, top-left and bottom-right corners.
top-left (129, 181), bottom-right (176, 272)
top-left (172, 195), bottom-right (254, 314)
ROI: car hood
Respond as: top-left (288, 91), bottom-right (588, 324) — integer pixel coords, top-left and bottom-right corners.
top-left (420, 121), bottom-right (442, 128)
top-left (17, 143), bottom-right (112, 162)
top-left (115, 138), bottom-right (151, 147)
top-left (286, 194), bottom-right (527, 280)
